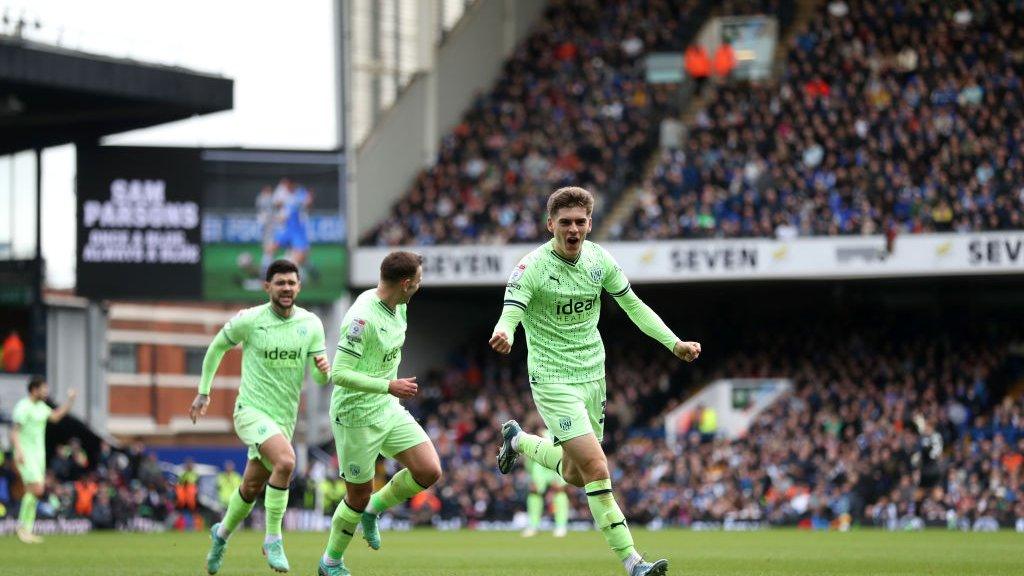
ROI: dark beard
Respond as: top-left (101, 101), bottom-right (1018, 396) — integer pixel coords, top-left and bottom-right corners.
top-left (272, 296), bottom-right (294, 310)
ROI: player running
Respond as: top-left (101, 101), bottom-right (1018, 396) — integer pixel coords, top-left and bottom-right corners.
top-left (190, 258), bottom-right (329, 574)
top-left (11, 376), bottom-right (76, 544)
top-left (318, 251), bottom-right (442, 576)
top-left (489, 186), bottom-right (701, 576)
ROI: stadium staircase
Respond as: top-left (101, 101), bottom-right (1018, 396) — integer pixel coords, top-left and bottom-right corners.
top-left (595, 0), bottom-right (822, 241)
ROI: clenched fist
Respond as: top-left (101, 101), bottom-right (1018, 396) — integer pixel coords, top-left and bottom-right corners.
top-left (674, 341), bottom-right (701, 362)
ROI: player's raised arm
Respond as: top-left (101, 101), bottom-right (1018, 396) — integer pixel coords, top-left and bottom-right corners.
top-left (599, 245), bottom-right (701, 362)
top-left (48, 388), bottom-right (77, 423)
top-left (490, 258), bottom-right (534, 354)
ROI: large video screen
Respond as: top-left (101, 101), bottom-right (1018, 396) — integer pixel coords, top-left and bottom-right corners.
top-left (201, 150), bottom-right (346, 303)
top-left (76, 147), bottom-right (346, 302)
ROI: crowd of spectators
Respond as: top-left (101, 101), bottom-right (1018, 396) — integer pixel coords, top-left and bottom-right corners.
top-left (0, 438), bottom-right (193, 531)
top-left (362, 0), bottom-right (1023, 245)
top-left (616, 334), bottom-right (1021, 530)
top-left (364, 0), bottom-right (796, 247)
top-left (866, 396), bottom-right (1024, 531)
top-left (615, 0), bottom-right (1024, 239)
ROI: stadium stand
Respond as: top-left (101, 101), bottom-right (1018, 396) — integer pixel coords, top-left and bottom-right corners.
top-left (614, 0), bottom-right (1024, 239)
top-left (360, 0), bottom-right (1024, 244)
top-left (362, 0), bottom-right (795, 246)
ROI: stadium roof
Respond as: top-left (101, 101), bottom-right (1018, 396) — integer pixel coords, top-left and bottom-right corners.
top-left (0, 35), bottom-right (233, 155)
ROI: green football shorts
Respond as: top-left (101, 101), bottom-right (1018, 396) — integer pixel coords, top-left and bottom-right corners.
top-left (233, 404), bottom-right (294, 471)
top-left (332, 408), bottom-right (430, 484)
top-left (17, 452), bottom-right (45, 485)
top-left (531, 378), bottom-right (606, 446)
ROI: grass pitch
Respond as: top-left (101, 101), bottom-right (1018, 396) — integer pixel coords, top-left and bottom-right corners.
top-left (2, 528), bottom-right (1021, 575)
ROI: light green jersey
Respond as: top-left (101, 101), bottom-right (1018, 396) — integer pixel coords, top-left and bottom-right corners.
top-left (12, 397), bottom-right (51, 458)
top-left (502, 239), bottom-right (632, 383)
top-left (331, 289), bottom-right (407, 426)
top-left (221, 303), bottom-right (326, 429)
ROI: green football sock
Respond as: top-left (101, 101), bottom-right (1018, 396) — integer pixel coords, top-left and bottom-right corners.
top-left (554, 491), bottom-right (569, 530)
top-left (517, 433), bottom-right (563, 473)
top-left (585, 479), bottom-right (635, 561)
top-left (527, 492), bottom-right (543, 529)
top-left (368, 468), bottom-right (425, 514)
top-left (325, 500), bottom-right (362, 560)
top-left (219, 488), bottom-right (256, 537)
top-left (19, 492), bottom-right (37, 533)
top-left (264, 483), bottom-right (289, 538)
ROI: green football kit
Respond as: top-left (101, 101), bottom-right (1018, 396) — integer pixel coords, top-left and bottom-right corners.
top-left (494, 239), bottom-right (678, 444)
top-left (199, 302), bottom-right (328, 466)
top-left (13, 396), bottom-right (52, 537)
top-left (12, 397), bottom-right (51, 484)
top-left (330, 288), bottom-right (428, 484)
top-left (198, 301), bottom-right (327, 574)
top-left (322, 288), bottom-right (432, 568)
top-left (494, 238), bottom-right (680, 573)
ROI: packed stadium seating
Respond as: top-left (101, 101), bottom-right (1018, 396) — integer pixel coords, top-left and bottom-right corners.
top-left (363, 0), bottom-right (797, 246)
top-left (614, 0), bottom-right (1024, 239)
top-left (362, 0), bottom-right (1023, 245)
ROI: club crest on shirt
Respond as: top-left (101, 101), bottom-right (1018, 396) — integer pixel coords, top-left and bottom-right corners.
top-left (347, 318), bottom-right (366, 341)
top-left (589, 266), bottom-right (604, 283)
top-left (509, 263), bottom-right (527, 283)
top-left (297, 326), bottom-right (308, 337)
top-left (349, 463), bottom-right (361, 477)
top-left (558, 416), bottom-right (572, 432)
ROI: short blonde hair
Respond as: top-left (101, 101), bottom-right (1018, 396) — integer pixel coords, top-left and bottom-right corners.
top-left (547, 186), bottom-right (595, 217)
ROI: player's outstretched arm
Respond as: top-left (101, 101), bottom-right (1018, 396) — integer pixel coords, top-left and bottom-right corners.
top-left (612, 288), bottom-right (700, 362)
top-left (48, 388), bottom-right (77, 423)
top-left (190, 330), bottom-right (235, 423)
